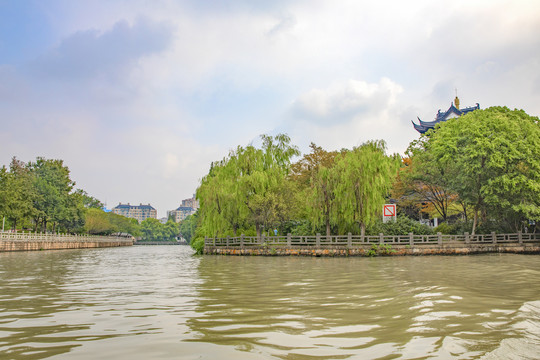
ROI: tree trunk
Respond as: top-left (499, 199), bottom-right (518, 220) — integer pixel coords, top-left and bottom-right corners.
top-left (326, 217), bottom-right (331, 237)
top-left (256, 223), bottom-right (262, 239)
top-left (471, 210), bottom-right (478, 235)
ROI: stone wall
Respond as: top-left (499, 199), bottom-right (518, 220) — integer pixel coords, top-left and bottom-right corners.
top-left (1, 239), bottom-right (133, 252)
top-left (205, 243), bottom-right (540, 256)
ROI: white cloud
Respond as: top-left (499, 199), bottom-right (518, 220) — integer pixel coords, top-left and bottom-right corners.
top-left (291, 78), bottom-right (403, 124)
top-left (2, 0), bottom-right (540, 216)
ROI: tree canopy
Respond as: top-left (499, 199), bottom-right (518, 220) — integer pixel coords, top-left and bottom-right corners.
top-left (195, 135), bottom-right (401, 239)
top-left (409, 107), bottom-right (540, 233)
top-left (196, 134), bottom-right (300, 238)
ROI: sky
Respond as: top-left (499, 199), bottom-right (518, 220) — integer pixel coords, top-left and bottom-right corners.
top-left (1, 0), bottom-right (539, 217)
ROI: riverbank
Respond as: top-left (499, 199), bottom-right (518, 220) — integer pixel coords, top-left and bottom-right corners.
top-left (0, 233), bottom-right (133, 252)
top-left (204, 232), bottom-right (540, 256)
top-left (206, 242), bottom-right (540, 256)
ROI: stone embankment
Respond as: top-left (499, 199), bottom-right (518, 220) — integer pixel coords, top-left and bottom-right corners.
top-left (1, 232), bottom-right (133, 252)
top-left (204, 232), bottom-right (540, 256)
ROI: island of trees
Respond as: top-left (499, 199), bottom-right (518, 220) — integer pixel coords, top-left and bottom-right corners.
top-left (187, 107), bottom-right (540, 253)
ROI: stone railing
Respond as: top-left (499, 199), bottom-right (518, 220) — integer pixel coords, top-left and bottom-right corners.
top-left (0, 232), bottom-right (132, 242)
top-left (205, 232), bottom-right (540, 247)
top-left (0, 232), bottom-right (134, 252)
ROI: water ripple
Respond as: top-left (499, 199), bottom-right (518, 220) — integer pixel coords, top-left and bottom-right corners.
top-left (1, 249), bottom-right (540, 359)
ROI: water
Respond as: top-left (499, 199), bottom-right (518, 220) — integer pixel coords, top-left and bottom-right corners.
top-left (1, 247), bottom-right (539, 359)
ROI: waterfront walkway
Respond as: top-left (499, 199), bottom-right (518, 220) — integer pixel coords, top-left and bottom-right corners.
top-left (0, 232), bottom-right (134, 251)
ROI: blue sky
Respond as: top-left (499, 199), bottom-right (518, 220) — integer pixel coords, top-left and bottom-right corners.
top-left (1, 0), bottom-right (539, 217)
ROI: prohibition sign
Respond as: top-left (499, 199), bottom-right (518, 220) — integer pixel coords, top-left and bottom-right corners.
top-left (383, 204), bottom-right (396, 217)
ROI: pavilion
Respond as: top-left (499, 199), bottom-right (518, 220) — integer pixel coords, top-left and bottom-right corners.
top-left (412, 97), bottom-right (480, 134)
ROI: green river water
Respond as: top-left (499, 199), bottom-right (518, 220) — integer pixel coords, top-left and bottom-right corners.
top-left (0, 246), bottom-right (539, 359)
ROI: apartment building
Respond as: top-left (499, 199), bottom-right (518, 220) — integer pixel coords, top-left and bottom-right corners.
top-left (167, 195), bottom-right (199, 223)
top-left (112, 203), bottom-right (157, 222)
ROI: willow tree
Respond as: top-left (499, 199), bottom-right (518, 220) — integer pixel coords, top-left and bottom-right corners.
top-left (196, 154), bottom-right (246, 237)
top-left (197, 134), bottom-right (299, 238)
top-left (237, 134), bottom-right (300, 237)
top-left (416, 107), bottom-right (540, 233)
top-left (331, 140), bottom-right (400, 234)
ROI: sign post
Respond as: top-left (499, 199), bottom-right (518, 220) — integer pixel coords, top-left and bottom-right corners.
top-left (382, 204), bottom-right (396, 223)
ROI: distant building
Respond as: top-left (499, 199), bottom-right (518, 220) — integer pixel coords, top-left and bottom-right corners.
top-left (112, 203), bottom-right (157, 222)
top-left (181, 194), bottom-right (199, 211)
top-left (167, 195), bottom-right (199, 223)
top-left (167, 206), bottom-right (195, 223)
top-left (412, 96), bottom-right (480, 134)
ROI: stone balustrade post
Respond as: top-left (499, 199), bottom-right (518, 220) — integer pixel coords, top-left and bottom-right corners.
top-left (287, 233), bottom-right (291, 247)
top-left (518, 231), bottom-right (523, 244)
top-left (316, 233), bottom-right (321, 247)
top-left (464, 232), bottom-right (470, 244)
top-left (240, 234), bottom-right (245, 247)
top-left (437, 232), bottom-right (442, 245)
top-left (379, 233), bottom-right (384, 245)
top-left (409, 232), bottom-right (414, 246)
top-left (492, 232), bottom-right (497, 244)
top-left (348, 232), bottom-right (352, 247)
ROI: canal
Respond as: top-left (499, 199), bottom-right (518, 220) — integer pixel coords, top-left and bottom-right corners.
top-left (1, 246), bottom-right (539, 359)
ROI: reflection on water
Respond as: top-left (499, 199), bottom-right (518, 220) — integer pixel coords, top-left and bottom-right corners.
top-left (0, 247), bottom-right (539, 359)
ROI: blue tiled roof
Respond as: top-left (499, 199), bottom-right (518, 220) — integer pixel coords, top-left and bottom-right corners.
top-left (113, 203), bottom-right (155, 210)
top-left (175, 206), bottom-right (194, 212)
top-left (412, 103), bottom-right (480, 134)
top-left (114, 204), bottom-right (131, 209)
top-left (138, 205), bottom-right (156, 210)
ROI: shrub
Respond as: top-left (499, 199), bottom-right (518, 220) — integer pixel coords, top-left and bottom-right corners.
top-left (190, 237), bottom-right (205, 255)
top-left (368, 216), bottom-right (434, 235)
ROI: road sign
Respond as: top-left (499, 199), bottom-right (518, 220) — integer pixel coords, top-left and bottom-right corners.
top-left (383, 204), bottom-right (396, 223)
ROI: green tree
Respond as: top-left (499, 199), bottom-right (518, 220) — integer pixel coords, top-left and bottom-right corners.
top-left (180, 212), bottom-right (198, 243)
top-left (240, 134), bottom-right (300, 237)
top-left (85, 208), bottom-right (115, 235)
top-left (163, 218), bottom-right (180, 241)
top-left (28, 158), bottom-right (80, 232)
top-left (197, 134), bottom-right (300, 238)
top-left (0, 157), bottom-right (37, 230)
top-left (108, 212), bottom-right (140, 236)
top-left (141, 218), bottom-right (163, 241)
top-left (74, 189), bottom-right (104, 209)
top-left (197, 154), bottom-right (246, 237)
top-left (291, 143), bottom-right (339, 236)
top-left (415, 107), bottom-right (540, 233)
top-left (331, 140), bottom-right (401, 234)
top-left (404, 142), bottom-right (460, 222)
top-left (140, 218), bottom-right (178, 241)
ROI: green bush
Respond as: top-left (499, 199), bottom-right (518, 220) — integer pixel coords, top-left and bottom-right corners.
top-left (191, 237), bottom-right (205, 255)
top-left (433, 222), bottom-right (455, 235)
top-left (368, 216), bottom-right (434, 235)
